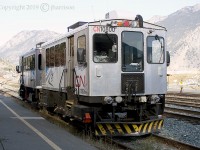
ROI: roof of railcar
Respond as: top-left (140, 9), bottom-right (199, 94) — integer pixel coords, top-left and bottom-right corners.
top-left (41, 19), bottom-right (166, 48)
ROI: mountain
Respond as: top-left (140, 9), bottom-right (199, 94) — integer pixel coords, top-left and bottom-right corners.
top-left (147, 15), bottom-right (166, 24)
top-left (149, 3), bottom-right (200, 72)
top-left (170, 26), bottom-right (200, 71)
top-left (1, 4), bottom-right (200, 72)
top-left (0, 30), bottom-right (61, 64)
top-left (0, 58), bottom-right (18, 86)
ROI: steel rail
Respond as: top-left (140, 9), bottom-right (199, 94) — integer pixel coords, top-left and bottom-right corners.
top-left (152, 134), bottom-right (200, 150)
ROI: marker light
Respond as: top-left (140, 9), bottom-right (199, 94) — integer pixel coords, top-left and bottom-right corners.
top-left (131, 21), bottom-right (139, 27)
top-left (83, 113), bottom-right (92, 123)
top-left (117, 22), bottom-right (123, 26)
top-left (123, 20), bottom-right (130, 27)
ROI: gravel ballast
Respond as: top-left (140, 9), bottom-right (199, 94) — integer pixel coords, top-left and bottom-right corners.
top-left (159, 117), bottom-right (200, 148)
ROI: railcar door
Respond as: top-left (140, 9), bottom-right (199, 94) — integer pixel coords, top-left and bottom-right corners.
top-left (121, 31), bottom-right (145, 95)
top-left (145, 34), bottom-right (167, 94)
top-left (67, 36), bottom-right (74, 87)
top-left (74, 30), bottom-right (89, 96)
top-left (35, 50), bottom-right (42, 87)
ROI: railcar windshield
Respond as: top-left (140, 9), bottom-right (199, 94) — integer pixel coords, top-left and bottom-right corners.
top-left (122, 31), bottom-right (144, 72)
top-left (93, 34), bottom-right (118, 63)
top-left (147, 36), bottom-right (164, 64)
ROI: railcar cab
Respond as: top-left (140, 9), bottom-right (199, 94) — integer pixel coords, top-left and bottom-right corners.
top-left (16, 43), bottom-right (43, 102)
top-left (76, 11), bottom-right (169, 103)
top-left (71, 11), bottom-right (170, 136)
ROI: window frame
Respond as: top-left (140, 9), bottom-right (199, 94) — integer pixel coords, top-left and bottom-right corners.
top-left (46, 48), bottom-right (50, 67)
top-left (146, 36), bottom-right (165, 64)
top-left (93, 33), bottom-right (118, 63)
top-left (60, 42), bottom-right (66, 66)
top-left (30, 54), bottom-right (35, 70)
top-left (55, 44), bottom-right (60, 67)
top-left (77, 35), bottom-right (86, 49)
top-left (121, 31), bottom-right (144, 72)
top-left (49, 46), bottom-right (55, 67)
top-left (38, 54), bottom-right (42, 70)
top-left (77, 35), bottom-right (86, 64)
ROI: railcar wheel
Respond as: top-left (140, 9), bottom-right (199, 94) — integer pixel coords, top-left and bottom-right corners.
top-left (46, 107), bottom-right (55, 115)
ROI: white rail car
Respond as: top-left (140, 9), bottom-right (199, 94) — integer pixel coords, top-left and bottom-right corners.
top-left (17, 11), bottom-right (170, 136)
top-left (16, 43), bottom-right (43, 102)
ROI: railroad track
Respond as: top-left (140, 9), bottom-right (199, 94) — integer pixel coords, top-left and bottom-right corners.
top-left (165, 94), bottom-right (200, 121)
top-left (111, 134), bottom-right (200, 150)
top-left (165, 106), bottom-right (200, 119)
top-left (152, 134), bottom-right (200, 150)
top-left (98, 137), bottom-right (133, 149)
top-left (1, 87), bottom-right (199, 149)
top-left (0, 87), bottom-right (130, 150)
top-left (166, 94), bottom-right (200, 107)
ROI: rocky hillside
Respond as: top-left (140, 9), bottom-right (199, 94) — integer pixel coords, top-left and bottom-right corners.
top-left (0, 30), bottom-right (60, 64)
top-left (0, 58), bottom-right (18, 86)
top-left (149, 3), bottom-right (200, 72)
top-left (0, 4), bottom-right (200, 72)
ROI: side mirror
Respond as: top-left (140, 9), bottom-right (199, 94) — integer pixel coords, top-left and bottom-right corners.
top-left (167, 51), bottom-right (170, 66)
top-left (112, 44), bottom-right (117, 52)
top-left (77, 48), bottom-right (86, 63)
top-left (16, 65), bottom-right (21, 73)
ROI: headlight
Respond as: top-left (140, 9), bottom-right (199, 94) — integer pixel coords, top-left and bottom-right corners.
top-left (115, 96), bottom-right (123, 103)
top-left (139, 96), bottom-right (147, 103)
top-left (150, 95), bottom-right (160, 104)
top-left (104, 97), bottom-right (113, 104)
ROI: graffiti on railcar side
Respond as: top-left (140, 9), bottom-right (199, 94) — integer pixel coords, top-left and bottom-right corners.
top-left (75, 75), bottom-right (88, 95)
top-left (75, 75), bottom-right (86, 88)
top-left (46, 68), bottom-right (53, 86)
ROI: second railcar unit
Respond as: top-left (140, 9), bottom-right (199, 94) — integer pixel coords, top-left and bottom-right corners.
top-left (17, 11), bottom-right (170, 136)
top-left (16, 43), bottom-right (43, 102)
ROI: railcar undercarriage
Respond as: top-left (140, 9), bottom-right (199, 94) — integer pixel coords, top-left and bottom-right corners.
top-left (36, 86), bottom-right (165, 136)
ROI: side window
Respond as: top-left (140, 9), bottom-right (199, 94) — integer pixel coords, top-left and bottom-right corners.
top-left (93, 34), bottom-right (118, 63)
top-left (27, 56), bottom-right (31, 70)
top-left (25, 57), bottom-right (28, 70)
top-left (122, 31), bottom-right (143, 72)
top-left (30, 54), bottom-right (35, 70)
top-left (60, 42), bottom-right (66, 66)
top-left (77, 35), bottom-right (86, 63)
top-left (147, 36), bottom-right (164, 64)
top-left (50, 46), bottom-right (55, 67)
top-left (27, 57), bottom-right (29, 70)
top-left (38, 54), bottom-right (42, 70)
top-left (23, 57), bottom-right (26, 71)
top-left (78, 36), bottom-right (86, 49)
top-left (46, 48), bottom-right (50, 67)
top-left (55, 45), bottom-right (60, 67)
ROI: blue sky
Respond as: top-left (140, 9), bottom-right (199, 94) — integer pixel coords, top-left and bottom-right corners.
top-left (0, 0), bottom-right (200, 46)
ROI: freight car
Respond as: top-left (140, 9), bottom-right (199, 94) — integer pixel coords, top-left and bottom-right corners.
top-left (16, 11), bottom-right (170, 136)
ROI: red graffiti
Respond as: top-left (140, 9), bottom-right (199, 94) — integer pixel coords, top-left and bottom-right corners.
top-left (75, 75), bottom-right (86, 87)
top-left (93, 26), bottom-right (100, 32)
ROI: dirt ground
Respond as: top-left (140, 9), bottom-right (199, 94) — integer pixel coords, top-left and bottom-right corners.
top-left (167, 73), bottom-right (200, 90)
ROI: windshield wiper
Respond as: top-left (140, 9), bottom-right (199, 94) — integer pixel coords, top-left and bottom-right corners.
top-left (155, 35), bottom-right (164, 63)
top-left (105, 31), bottom-right (115, 45)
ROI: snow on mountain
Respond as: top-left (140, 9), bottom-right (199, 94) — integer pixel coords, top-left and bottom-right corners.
top-left (147, 15), bottom-right (166, 24)
top-left (176, 3), bottom-right (200, 13)
top-left (168, 26), bottom-right (200, 72)
top-left (192, 3), bottom-right (200, 12)
top-left (0, 30), bottom-right (61, 64)
top-left (1, 3), bottom-right (200, 72)
top-left (151, 3), bottom-right (200, 72)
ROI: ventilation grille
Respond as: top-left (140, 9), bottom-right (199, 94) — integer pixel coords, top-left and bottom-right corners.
top-left (121, 73), bottom-right (144, 94)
